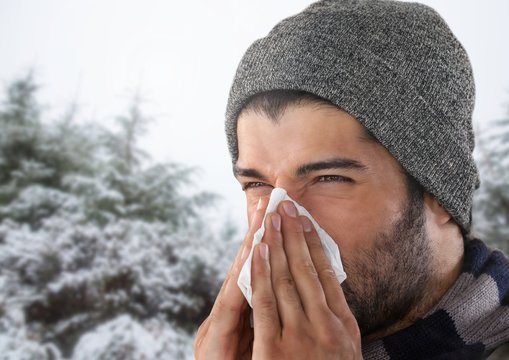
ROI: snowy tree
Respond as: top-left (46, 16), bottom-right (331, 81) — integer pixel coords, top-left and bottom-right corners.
top-left (0, 74), bottom-right (237, 358)
top-left (473, 109), bottom-right (509, 255)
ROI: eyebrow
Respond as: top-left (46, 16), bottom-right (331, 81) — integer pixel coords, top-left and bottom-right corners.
top-left (296, 158), bottom-right (368, 177)
top-left (233, 157), bottom-right (368, 180)
top-left (233, 166), bottom-right (268, 180)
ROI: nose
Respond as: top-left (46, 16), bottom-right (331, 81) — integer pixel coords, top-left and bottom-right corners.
top-left (273, 183), bottom-right (306, 205)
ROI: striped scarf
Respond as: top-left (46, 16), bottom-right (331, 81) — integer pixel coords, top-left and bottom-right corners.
top-left (362, 239), bottom-right (509, 360)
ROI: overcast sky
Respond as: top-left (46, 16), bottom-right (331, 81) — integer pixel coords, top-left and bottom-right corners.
top-left (1, 0), bottom-right (508, 229)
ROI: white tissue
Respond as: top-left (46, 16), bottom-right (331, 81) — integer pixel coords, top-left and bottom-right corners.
top-left (237, 188), bottom-right (347, 307)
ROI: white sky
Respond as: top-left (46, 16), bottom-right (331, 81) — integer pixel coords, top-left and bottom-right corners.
top-left (1, 0), bottom-right (508, 229)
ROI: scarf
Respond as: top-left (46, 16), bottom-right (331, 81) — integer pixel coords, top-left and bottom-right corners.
top-left (362, 239), bottom-right (509, 360)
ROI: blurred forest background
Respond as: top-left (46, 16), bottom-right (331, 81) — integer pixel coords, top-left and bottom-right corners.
top-left (0, 74), bottom-right (238, 359)
top-left (0, 73), bottom-right (507, 359)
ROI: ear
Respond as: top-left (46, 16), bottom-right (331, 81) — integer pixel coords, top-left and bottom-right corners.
top-left (424, 192), bottom-right (451, 226)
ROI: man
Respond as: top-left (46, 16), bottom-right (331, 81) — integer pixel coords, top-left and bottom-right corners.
top-left (194, 0), bottom-right (509, 359)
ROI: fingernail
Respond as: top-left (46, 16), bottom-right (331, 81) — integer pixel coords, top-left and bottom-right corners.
top-left (271, 213), bottom-right (281, 231)
top-left (259, 243), bottom-right (269, 260)
top-left (257, 197), bottom-right (263, 210)
top-left (283, 202), bottom-right (297, 218)
top-left (301, 216), bottom-right (313, 232)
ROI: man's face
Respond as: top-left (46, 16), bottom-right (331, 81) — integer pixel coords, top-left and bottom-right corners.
top-left (235, 102), bottom-right (433, 337)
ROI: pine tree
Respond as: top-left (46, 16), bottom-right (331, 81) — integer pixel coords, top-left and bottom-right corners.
top-left (0, 74), bottom-right (237, 358)
top-left (473, 109), bottom-right (509, 255)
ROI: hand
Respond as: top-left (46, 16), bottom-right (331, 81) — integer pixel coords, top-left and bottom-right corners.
top-left (194, 198), bottom-right (269, 360)
top-left (250, 201), bottom-right (362, 359)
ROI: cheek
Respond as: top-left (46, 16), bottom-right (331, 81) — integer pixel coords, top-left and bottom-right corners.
top-left (304, 197), bottom-right (387, 256)
top-left (318, 209), bottom-right (375, 248)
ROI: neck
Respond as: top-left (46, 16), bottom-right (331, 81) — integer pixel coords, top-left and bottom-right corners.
top-left (364, 227), bottom-right (465, 343)
top-left (362, 238), bottom-right (509, 357)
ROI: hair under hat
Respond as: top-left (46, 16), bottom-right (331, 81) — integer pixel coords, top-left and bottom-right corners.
top-left (225, 0), bottom-right (479, 231)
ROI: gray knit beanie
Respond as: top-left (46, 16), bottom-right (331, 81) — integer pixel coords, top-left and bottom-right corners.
top-left (225, 0), bottom-right (480, 231)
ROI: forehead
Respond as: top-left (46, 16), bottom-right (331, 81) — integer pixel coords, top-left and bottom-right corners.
top-left (236, 103), bottom-right (404, 177)
top-left (237, 104), bottom-right (373, 156)
top-left (238, 101), bottom-right (376, 143)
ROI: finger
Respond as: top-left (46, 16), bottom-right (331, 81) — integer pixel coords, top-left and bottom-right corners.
top-left (277, 202), bottom-right (328, 318)
top-left (208, 197), bottom-right (270, 333)
top-left (264, 212), bottom-right (304, 326)
top-left (238, 310), bottom-right (254, 356)
top-left (300, 216), bottom-right (352, 319)
top-left (240, 196), bottom-right (270, 269)
top-left (215, 195), bottom-right (268, 299)
top-left (195, 198), bottom-right (270, 357)
top-left (194, 317), bottom-right (210, 349)
top-left (252, 243), bottom-right (280, 341)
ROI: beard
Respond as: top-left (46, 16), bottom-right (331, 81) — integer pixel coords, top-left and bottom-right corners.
top-left (341, 188), bottom-right (433, 338)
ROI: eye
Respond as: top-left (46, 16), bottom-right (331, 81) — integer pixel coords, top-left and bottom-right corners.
top-left (242, 181), bottom-right (271, 191)
top-left (315, 175), bottom-right (353, 183)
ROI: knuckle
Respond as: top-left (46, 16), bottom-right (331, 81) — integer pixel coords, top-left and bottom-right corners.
top-left (265, 230), bottom-right (283, 247)
top-left (283, 220), bottom-right (304, 235)
top-left (276, 275), bottom-right (302, 304)
top-left (212, 295), bottom-right (236, 320)
top-left (306, 238), bottom-right (329, 257)
top-left (296, 260), bottom-right (318, 277)
top-left (315, 317), bottom-right (361, 355)
top-left (194, 318), bottom-right (210, 350)
top-left (276, 274), bottom-right (295, 289)
top-left (319, 267), bottom-right (338, 282)
top-left (318, 325), bottom-right (343, 350)
top-left (313, 311), bottom-right (343, 347)
top-left (253, 294), bottom-right (275, 312)
top-left (282, 328), bottom-right (311, 354)
top-left (344, 316), bottom-right (362, 340)
top-left (193, 334), bottom-right (203, 349)
top-left (196, 318), bottom-right (209, 334)
top-left (306, 235), bottom-right (323, 249)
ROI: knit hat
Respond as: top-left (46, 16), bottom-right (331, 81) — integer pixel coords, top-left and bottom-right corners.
top-left (225, 0), bottom-right (479, 231)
